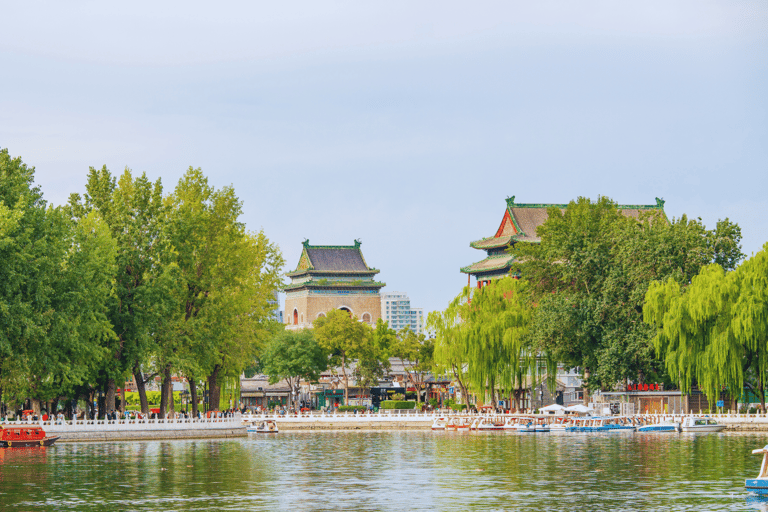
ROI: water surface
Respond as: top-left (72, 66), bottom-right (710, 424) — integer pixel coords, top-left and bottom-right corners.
top-left (1, 431), bottom-right (766, 511)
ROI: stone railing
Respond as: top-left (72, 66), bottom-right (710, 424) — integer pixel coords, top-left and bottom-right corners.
top-left (0, 414), bottom-right (243, 432)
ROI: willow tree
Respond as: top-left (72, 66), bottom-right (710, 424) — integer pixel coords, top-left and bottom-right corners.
top-left (427, 305), bottom-right (470, 405)
top-left (645, 244), bottom-right (768, 410)
top-left (429, 276), bottom-right (541, 408)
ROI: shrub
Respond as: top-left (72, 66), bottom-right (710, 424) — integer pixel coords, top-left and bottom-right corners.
top-left (337, 406), bottom-right (367, 412)
top-left (428, 398), bottom-right (439, 408)
top-left (380, 400), bottom-right (416, 410)
top-left (449, 403), bottom-right (467, 411)
top-left (124, 390), bottom-right (180, 405)
top-left (390, 393), bottom-right (405, 401)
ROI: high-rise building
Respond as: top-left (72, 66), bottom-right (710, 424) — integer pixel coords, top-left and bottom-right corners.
top-left (380, 292), bottom-right (423, 335)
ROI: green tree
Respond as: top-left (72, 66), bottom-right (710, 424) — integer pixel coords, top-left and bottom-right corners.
top-left (391, 327), bottom-right (434, 404)
top-left (512, 196), bottom-right (744, 395)
top-left (428, 276), bottom-right (537, 408)
top-left (313, 309), bottom-right (373, 405)
top-left (353, 319), bottom-right (394, 389)
top-left (67, 166), bottom-right (174, 415)
top-left (260, 329), bottom-right (328, 409)
top-left (645, 244), bottom-right (768, 410)
top-left (0, 149), bottom-right (117, 414)
top-left (427, 306), bottom-right (470, 405)
top-left (164, 168), bottom-right (283, 413)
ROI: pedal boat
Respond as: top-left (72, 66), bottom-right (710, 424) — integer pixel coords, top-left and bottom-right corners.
top-left (431, 418), bottom-right (447, 431)
top-left (247, 420), bottom-right (278, 434)
top-left (746, 445), bottom-right (768, 494)
top-left (0, 425), bottom-right (59, 447)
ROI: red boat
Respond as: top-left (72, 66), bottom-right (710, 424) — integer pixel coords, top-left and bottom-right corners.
top-left (0, 425), bottom-right (59, 448)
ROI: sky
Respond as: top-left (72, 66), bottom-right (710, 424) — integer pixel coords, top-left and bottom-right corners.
top-left (2, 1), bottom-right (767, 317)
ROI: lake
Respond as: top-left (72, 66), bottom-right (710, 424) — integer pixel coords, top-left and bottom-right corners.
top-left (1, 430), bottom-right (767, 511)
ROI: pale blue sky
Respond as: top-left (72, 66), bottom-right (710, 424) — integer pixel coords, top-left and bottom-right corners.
top-left (2, 1), bottom-right (767, 316)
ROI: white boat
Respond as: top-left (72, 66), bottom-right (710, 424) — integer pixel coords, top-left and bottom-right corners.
top-left (431, 418), bottom-right (447, 431)
top-left (680, 417), bottom-right (726, 432)
top-left (247, 420), bottom-right (278, 434)
top-left (746, 445), bottom-right (768, 494)
top-left (476, 418), bottom-right (505, 431)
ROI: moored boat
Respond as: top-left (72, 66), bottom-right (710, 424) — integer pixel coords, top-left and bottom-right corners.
top-left (637, 420), bottom-right (679, 433)
top-left (0, 425), bottom-right (59, 447)
top-left (247, 420), bottom-right (278, 434)
top-left (680, 417), bottom-right (726, 433)
top-left (746, 445), bottom-right (768, 494)
top-left (431, 418), bottom-right (447, 431)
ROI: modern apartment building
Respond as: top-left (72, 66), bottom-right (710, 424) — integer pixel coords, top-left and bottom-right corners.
top-left (380, 292), bottom-right (423, 335)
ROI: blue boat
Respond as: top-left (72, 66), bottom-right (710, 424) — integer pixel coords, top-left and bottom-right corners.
top-left (566, 417), bottom-right (635, 433)
top-left (746, 445), bottom-right (768, 494)
top-left (637, 421), bottom-right (679, 433)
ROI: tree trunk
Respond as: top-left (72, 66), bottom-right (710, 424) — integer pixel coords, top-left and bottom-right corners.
top-left (166, 366), bottom-right (175, 418)
top-left (30, 398), bottom-right (42, 416)
top-left (341, 353), bottom-right (349, 405)
top-left (133, 366), bottom-right (150, 415)
top-left (188, 376), bottom-right (199, 417)
top-left (208, 365), bottom-right (221, 412)
top-left (159, 364), bottom-right (174, 418)
top-left (451, 364), bottom-right (469, 405)
top-left (582, 368), bottom-right (590, 406)
top-left (105, 378), bottom-right (116, 414)
top-left (97, 391), bottom-right (105, 419)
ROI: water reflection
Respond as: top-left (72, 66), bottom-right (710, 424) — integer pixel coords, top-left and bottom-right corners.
top-left (0, 432), bottom-right (763, 511)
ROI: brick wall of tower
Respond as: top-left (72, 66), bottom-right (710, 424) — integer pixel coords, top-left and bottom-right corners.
top-left (285, 289), bottom-right (381, 329)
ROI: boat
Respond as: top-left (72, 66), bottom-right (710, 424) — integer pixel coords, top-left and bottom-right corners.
top-left (746, 445), bottom-right (768, 494)
top-left (637, 418), bottom-right (679, 432)
top-left (247, 420), bottom-right (278, 434)
top-left (548, 416), bottom-right (571, 433)
top-left (0, 425), bottom-right (59, 447)
top-left (431, 418), bottom-right (447, 431)
top-left (455, 418), bottom-right (471, 431)
top-left (679, 417), bottom-right (726, 433)
top-left (566, 417), bottom-right (635, 433)
top-left (476, 418), bottom-right (505, 431)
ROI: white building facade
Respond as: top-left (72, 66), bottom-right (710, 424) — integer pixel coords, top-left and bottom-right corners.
top-left (380, 292), bottom-right (424, 335)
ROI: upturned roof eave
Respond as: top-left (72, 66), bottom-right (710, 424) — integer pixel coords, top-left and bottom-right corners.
top-left (283, 281), bottom-right (387, 292)
top-left (286, 268), bottom-right (380, 278)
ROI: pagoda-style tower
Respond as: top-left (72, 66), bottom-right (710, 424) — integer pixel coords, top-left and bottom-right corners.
top-left (284, 240), bottom-right (385, 329)
top-left (461, 196), bottom-right (666, 288)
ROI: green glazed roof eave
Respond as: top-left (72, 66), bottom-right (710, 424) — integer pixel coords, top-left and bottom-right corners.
top-left (283, 281), bottom-right (387, 291)
top-left (460, 254), bottom-right (515, 274)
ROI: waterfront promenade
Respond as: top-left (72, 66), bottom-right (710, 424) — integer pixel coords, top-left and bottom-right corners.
top-left (5, 409), bottom-right (768, 441)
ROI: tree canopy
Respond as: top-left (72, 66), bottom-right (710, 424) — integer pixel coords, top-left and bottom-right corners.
top-left (0, 148), bottom-right (284, 418)
top-left (645, 243), bottom-right (768, 408)
top-left (260, 329), bottom-right (328, 409)
top-left (313, 309), bottom-right (375, 405)
top-left (512, 196), bottom-right (744, 391)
